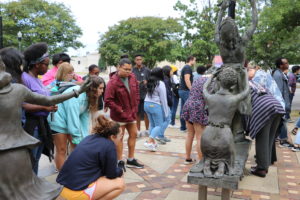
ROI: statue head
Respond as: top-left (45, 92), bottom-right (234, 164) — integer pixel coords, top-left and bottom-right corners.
top-left (218, 67), bottom-right (237, 89)
top-left (219, 17), bottom-right (240, 49)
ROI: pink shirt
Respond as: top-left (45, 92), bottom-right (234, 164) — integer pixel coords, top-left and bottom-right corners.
top-left (42, 66), bottom-right (59, 86)
top-left (42, 66), bottom-right (83, 86)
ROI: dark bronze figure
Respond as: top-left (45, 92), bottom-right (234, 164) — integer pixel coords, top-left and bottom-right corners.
top-left (190, 0), bottom-right (257, 177)
top-left (191, 68), bottom-right (250, 177)
top-left (0, 57), bottom-right (90, 200)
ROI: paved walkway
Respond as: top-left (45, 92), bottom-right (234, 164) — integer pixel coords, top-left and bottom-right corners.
top-left (39, 96), bottom-right (300, 200)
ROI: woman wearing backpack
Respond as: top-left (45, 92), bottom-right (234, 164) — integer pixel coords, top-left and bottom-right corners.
top-left (48, 74), bottom-right (105, 171)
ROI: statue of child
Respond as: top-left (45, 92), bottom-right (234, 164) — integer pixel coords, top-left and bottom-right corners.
top-left (192, 67), bottom-right (250, 177)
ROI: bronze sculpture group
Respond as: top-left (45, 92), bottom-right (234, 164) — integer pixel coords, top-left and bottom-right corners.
top-left (191, 0), bottom-right (258, 177)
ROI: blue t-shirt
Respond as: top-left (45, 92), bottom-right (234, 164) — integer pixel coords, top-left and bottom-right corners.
top-left (56, 135), bottom-right (123, 190)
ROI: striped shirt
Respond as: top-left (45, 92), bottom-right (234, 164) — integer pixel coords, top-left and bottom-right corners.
top-left (247, 81), bottom-right (285, 139)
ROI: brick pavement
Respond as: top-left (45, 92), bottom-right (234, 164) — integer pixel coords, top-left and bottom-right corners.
top-left (44, 118), bottom-right (300, 200)
top-left (113, 122), bottom-right (300, 200)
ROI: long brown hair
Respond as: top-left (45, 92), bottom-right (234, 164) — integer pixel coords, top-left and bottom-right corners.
top-left (92, 115), bottom-right (120, 138)
top-left (87, 75), bottom-right (105, 112)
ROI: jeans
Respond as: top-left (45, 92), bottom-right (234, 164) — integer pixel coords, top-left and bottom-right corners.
top-left (286, 93), bottom-right (294, 119)
top-left (178, 90), bottom-right (190, 131)
top-left (159, 108), bottom-right (171, 138)
top-left (295, 130), bottom-right (300, 145)
top-left (171, 96), bottom-right (179, 125)
top-left (144, 102), bottom-right (164, 139)
top-left (296, 117), bottom-right (300, 128)
top-left (32, 128), bottom-right (44, 175)
top-left (277, 118), bottom-right (288, 140)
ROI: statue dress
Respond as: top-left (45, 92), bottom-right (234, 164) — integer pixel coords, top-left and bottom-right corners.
top-left (0, 65), bottom-right (87, 199)
top-left (0, 71), bottom-right (61, 199)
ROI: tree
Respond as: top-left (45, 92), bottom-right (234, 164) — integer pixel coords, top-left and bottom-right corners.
top-left (247, 0), bottom-right (300, 67)
top-left (174, 0), bottom-right (253, 65)
top-left (0, 0), bottom-right (83, 53)
top-left (98, 17), bottom-right (183, 68)
top-left (174, 0), bottom-right (218, 65)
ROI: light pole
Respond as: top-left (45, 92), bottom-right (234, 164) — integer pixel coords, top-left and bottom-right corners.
top-left (17, 31), bottom-right (22, 51)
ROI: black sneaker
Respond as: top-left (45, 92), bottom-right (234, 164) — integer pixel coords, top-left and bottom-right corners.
top-left (118, 160), bottom-right (126, 172)
top-left (279, 141), bottom-right (294, 149)
top-left (127, 158), bottom-right (144, 169)
top-left (184, 158), bottom-right (196, 165)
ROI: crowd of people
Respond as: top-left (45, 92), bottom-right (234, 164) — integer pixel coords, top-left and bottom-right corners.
top-left (1, 41), bottom-right (300, 199)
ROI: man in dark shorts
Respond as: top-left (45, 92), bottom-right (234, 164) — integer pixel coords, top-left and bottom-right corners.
top-left (132, 54), bottom-right (151, 136)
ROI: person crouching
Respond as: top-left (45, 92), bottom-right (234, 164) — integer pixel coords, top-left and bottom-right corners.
top-left (57, 115), bottom-right (125, 200)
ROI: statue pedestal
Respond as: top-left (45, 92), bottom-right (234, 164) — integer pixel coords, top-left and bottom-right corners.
top-left (188, 140), bottom-right (252, 200)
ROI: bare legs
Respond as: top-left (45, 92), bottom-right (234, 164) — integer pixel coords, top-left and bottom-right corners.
top-left (117, 123), bottom-right (138, 160)
top-left (53, 134), bottom-right (75, 171)
top-left (185, 122), bottom-right (206, 160)
top-left (137, 114), bottom-right (149, 131)
top-left (93, 177), bottom-right (125, 200)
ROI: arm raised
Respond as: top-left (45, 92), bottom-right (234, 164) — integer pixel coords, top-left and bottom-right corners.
top-left (215, 1), bottom-right (229, 44)
top-left (235, 70), bottom-right (251, 101)
top-left (203, 77), bottom-right (213, 100)
top-left (243, 0), bottom-right (258, 42)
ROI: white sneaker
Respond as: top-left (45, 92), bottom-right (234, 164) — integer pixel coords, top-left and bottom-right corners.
top-left (143, 141), bottom-right (157, 152)
top-left (168, 124), bottom-right (180, 129)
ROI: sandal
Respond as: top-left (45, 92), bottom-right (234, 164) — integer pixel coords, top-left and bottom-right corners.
top-left (291, 127), bottom-right (298, 135)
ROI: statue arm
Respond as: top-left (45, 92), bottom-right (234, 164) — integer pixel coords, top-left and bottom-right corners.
top-left (215, 1), bottom-right (228, 44)
top-left (243, 0), bottom-right (258, 42)
top-left (23, 85), bottom-right (79, 106)
top-left (23, 77), bottom-right (91, 105)
top-left (203, 77), bottom-right (213, 99)
top-left (235, 73), bottom-right (251, 101)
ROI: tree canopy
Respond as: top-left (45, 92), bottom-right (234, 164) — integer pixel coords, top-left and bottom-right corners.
top-left (0, 0), bottom-right (83, 53)
top-left (174, 0), bottom-right (218, 65)
top-left (247, 0), bottom-right (300, 67)
top-left (175, 0), bottom-right (300, 68)
top-left (98, 17), bottom-right (183, 68)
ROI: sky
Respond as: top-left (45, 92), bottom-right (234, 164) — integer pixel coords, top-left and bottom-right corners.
top-left (49, 0), bottom-right (192, 56)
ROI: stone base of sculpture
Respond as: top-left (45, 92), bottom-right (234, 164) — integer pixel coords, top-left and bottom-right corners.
top-left (188, 140), bottom-right (251, 200)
